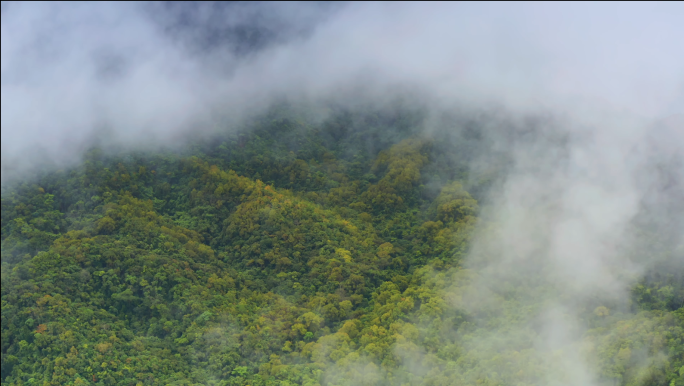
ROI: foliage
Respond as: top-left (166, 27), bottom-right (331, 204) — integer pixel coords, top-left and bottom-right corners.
top-left (1, 108), bottom-right (681, 386)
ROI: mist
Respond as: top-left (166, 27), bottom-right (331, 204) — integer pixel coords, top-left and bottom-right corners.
top-left (2, 2), bottom-right (683, 385)
top-left (3, 2), bottom-right (682, 177)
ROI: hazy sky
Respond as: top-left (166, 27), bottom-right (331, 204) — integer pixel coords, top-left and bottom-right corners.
top-left (2, 2), bottom-right (682, 180)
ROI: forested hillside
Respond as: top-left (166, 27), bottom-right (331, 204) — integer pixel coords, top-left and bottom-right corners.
top-left (2, 108), bottom-right (683, 386)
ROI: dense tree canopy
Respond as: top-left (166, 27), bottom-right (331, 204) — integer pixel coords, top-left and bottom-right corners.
top-left (2, 108), bottom-right (682, 386)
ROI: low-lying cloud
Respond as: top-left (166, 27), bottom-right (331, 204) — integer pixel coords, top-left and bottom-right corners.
top-left (3, 2), bottom-right (682, 179)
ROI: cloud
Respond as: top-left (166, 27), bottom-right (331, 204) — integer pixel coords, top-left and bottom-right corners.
top-left (0, 2), bottom-right (334, 181)
top-left (3, 2), bottom-right (682, 182)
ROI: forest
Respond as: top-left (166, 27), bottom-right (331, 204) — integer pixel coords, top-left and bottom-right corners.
top-left (1, 106), bottom-right (683, 386)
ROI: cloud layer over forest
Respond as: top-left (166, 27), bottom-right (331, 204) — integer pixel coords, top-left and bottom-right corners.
top-left (2, 3), bottom-right (683, 385)
top-left (2, 2), bottom-right (682, 178)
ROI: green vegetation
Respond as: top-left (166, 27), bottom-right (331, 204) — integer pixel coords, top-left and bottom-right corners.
top-left (2, 108), bottom-right (682, 385)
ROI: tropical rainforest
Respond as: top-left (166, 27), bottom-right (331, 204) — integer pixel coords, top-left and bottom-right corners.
top-left (1, 106), bottom-right (683, 386)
